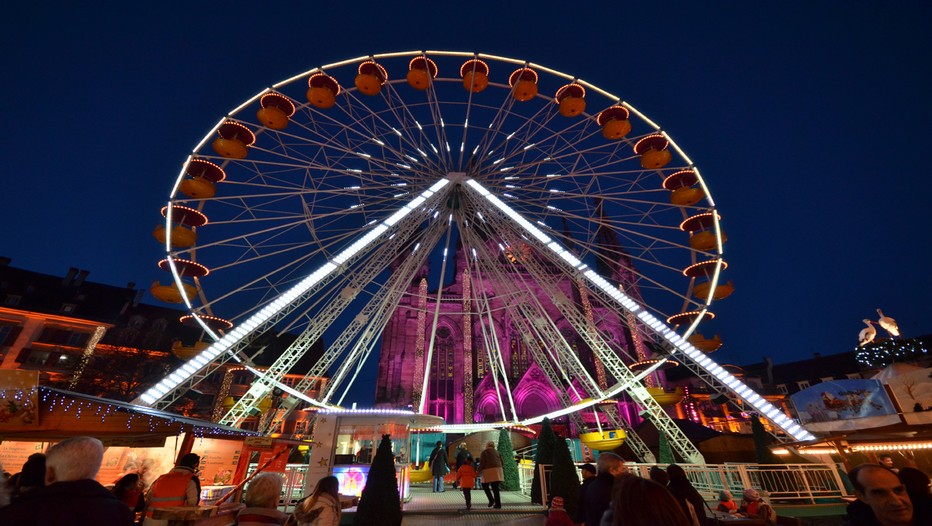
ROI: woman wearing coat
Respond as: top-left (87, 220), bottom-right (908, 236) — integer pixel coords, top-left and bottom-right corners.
top-left (478, 441), bottom-right (504, 508)
top-left (293, 476), bottom-right (341, 526)
top-left (428, 441), bottom-right (449, 493)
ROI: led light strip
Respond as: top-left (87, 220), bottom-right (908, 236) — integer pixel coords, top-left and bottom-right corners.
top-left (465, 178), bottom-right (815, 442)
top-left (137, 179), bottom-right (450, 406)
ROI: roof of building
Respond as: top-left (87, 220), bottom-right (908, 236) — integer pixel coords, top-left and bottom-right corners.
top-left (0, 263), bottom-right (139, 324)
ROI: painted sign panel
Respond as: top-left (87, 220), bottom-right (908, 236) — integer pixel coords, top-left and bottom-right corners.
top-left (884, 367), bottom-right (932, 425)
top-left (196, 437), bottom-right (244, 485)
top-left (791, 379), bottom-right (899, 432)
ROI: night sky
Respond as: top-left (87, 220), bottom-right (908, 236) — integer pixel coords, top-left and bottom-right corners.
top-left (3, 3), bottom-right (930, 405)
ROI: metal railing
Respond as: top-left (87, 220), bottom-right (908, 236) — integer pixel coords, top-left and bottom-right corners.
top-left (519, 462), bottom-right (850, 504)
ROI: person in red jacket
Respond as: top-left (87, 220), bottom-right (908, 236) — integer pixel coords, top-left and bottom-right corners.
top-left (142, 453), bottom-right (201, 526)
top-left (456, 458), bottom-right (477, 510)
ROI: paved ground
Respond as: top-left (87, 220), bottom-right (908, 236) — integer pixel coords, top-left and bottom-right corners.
top-left (402, 513), bottom-right (546, 525)
top-left (401, 485), bottom-right (546, 525)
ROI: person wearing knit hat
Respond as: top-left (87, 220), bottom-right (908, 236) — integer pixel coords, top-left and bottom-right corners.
top-left (546, 495), bottom-right (575, 526)
top-left (740, 487), bottom-right (776, 524)
top-left (717, 489), bottom-right (738, 513)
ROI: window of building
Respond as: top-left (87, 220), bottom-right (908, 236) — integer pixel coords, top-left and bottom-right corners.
top-left (777, 384), bottom-right (788, 394)
top-left (1, 323), bottom-right (23, 346)
top-left (25, 350), bottom-right (50, 366)
top-left (797, 380), bottom-right (810, 390)
top-left (37, 328), bottom-right (89, 348)
top-left (4, 294), bottom-right (21, 306)
top-left (67, 332), bottom-right (90, 347)
top-left (847, 373), bottom-right (861, 379)
top-left (61, 303), bottom-right (77, 314)
top-left (820, 376), bottom-right (834, 383)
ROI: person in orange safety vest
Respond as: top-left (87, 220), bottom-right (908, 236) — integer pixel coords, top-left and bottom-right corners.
top-left (142, 453), bottom-right (201, 526)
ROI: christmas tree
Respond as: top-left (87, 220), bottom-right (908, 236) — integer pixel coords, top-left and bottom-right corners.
top-left (550, 430), bottom-right (580, 517)
top-left (498, 428), bottom-right (520, 491)
top-left (354, 434), bottom-right (402, 526)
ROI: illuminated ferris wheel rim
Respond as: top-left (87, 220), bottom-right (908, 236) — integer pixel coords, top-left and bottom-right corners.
top-left (162, 49), bottom-right (727, 342)
top-left (140, 49), bottom-right (819, 446)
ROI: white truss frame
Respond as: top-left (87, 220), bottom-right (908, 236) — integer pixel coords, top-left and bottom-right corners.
top-left (464, 179), bottom-right (815, 442)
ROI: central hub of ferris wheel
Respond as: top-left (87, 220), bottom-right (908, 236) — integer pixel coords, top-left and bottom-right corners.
top-left (138, 51), bottom-right (815, 458)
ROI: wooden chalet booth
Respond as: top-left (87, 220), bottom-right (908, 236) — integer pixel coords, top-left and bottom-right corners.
top-left (0, 371), bottom-right (298, 526)
top-left (773, 364), bottom-right (932, 473)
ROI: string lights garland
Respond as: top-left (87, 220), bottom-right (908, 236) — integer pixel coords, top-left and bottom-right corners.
top-left (0, 386), bottom-right (258, 439)
top-left (462, 270), bottom-right (474, 422)
top-left (68, 326), bottom-right (107, 390)
top-left (855, 337), bottom-right (929, 368)
top-left (412, 277), bottom-right (427, 410)
top-left (211, 369), bottom-right (234, 422)
top-left (578, 278), bottom-right (608, 389)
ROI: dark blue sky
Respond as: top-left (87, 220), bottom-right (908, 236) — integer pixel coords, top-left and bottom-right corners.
top-left (3, 3), bottom-right (930, 402)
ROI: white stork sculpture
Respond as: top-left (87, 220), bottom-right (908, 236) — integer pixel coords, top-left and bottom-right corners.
top-left (858, 319), bottom-right (877, 347)
top-left (876, 308), bottom-right (901, 338)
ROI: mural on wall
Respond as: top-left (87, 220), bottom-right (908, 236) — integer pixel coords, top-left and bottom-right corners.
top-left (884, 367), bottom-right (932, 425)
top-left (791, 379), bottom-right (899, 432)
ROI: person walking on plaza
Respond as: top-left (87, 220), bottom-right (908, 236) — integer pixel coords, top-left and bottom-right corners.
top-left (0, 436), bottom-right (133, 525)
top-left (235, 472), bottom-right (288, 526)
top-left (428, 441), bottom-right (449, 493)
top-left (582, 452), bottom-right (626, 526)
top-left (293, 475), bottom-right (341, 526)
top-left (142, 453), bottom-right (201, 526)
top-left (478, 440), bottom-right (504, 508)
top-left (455, 456), bottom-right (478, 510)
top-left (453, 442), bottom-right (471, 489)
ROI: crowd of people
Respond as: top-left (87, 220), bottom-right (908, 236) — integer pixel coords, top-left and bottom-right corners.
top-left (0, 436), bottom-right (343, 526)
top-left (3, 435), bottom-right (932, 526)
top-left (546, 452), bottom-right (932, 526)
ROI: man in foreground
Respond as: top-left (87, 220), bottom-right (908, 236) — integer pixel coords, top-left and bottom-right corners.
top-left (0, 436), bottom-right (133, 525)
top-left (844, 463), bottom-right (914, 526)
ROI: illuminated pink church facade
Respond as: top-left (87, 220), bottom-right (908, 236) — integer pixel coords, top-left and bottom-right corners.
top-left (374, 240), bottom-right (654, 426)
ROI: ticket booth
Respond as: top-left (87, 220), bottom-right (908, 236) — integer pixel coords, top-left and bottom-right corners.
top-left (303, 409), bottom-right (442, 502)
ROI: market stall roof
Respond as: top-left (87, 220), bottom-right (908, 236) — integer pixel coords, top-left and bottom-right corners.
top-left (0, 386), bottom-right (258, 446)
top-left (770, 421), bottom-right (932, 455)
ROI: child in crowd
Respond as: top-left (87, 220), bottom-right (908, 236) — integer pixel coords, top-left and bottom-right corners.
top-left (545, 496), bottom-right (575, 526)
top-left (455, 458), bottom-right (478, 510)
top-left (740, 488), bottom-right (777, 525)
top-left (717, 489), bottom-right (738, 513)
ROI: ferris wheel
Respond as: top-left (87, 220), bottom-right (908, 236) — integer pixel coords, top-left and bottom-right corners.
top-left (138, 51), bottom-right (814, 454)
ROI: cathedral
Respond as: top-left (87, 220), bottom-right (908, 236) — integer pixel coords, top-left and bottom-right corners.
top-left (374, 232), bottom-right (664, 427)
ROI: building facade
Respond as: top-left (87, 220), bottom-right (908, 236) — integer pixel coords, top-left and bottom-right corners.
top-left (0, 258), bottom-right (324, 437)
top-left (374, 244), bottom-right (664, 426)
